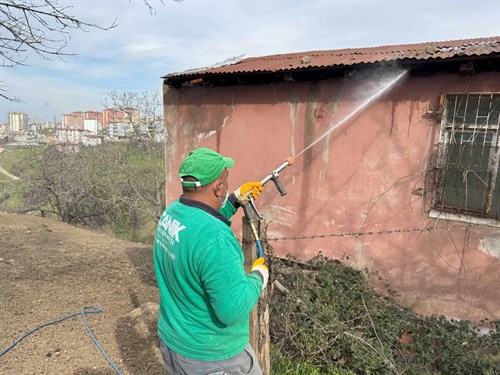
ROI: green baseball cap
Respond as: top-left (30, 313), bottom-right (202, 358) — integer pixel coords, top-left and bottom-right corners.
top-left (179, 148), bottom-right (235, 187)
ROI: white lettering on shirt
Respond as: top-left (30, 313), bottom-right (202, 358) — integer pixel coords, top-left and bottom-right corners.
top-left (159, 214), bottom-right (186, 243)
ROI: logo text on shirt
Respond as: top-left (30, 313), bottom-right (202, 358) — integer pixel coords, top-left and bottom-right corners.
top-left (159, 214), bottom-right (186, 244)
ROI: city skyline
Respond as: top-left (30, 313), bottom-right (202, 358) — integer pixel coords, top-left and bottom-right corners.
top-left (2, 108), bottom-right (135, 125)
top-left (1, 106), bottom-right (163, 147)
top-left (4, 107), bottom-right (146, 126)
top-left (1, 0), bottom-right (499, 122)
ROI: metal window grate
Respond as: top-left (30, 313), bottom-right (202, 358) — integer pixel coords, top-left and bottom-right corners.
top-left (435, 94), bottom-right (500, 219)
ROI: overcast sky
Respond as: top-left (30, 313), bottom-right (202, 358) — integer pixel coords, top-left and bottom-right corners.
top-left (1, 0), bottom-right (499, 123)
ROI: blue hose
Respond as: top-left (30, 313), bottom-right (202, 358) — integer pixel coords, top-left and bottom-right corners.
top-left (256, 239), bottom-right (263, 258)
top-left (0, 306), bottom-right (122, 375)
top-left (81, 307), bottom-right (122, 374)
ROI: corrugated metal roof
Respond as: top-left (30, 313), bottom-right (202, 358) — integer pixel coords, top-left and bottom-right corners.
top-left (164, 36), bottom-right (500, 79)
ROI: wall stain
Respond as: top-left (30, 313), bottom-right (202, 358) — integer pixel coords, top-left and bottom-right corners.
top-left (320, 79), bottom-right (344, 180)
top-left (303, 83), bottom-right (320, 167)
top-left (408, 101), bottom-right (414, 136)
top-left (389, 101), bottom-right (397, 136)
top-left (298, 83), bottom-right (320, 220)
top-left (479, 236), bottom-right (500, 259)
top-left (288, 98), bottom-right (298, 184)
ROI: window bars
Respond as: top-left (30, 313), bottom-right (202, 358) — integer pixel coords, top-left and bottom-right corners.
top-left (435, 93), bottom-right (500, 219)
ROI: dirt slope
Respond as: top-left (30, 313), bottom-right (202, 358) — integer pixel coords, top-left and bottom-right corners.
top-left (0, 213), bottom-right (165, 375)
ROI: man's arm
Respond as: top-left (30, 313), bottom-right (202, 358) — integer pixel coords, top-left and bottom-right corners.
top-left (199, 236), bottom-right (262, 326)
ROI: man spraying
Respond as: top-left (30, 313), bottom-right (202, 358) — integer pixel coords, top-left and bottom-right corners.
top-left (154, 147), bottom-right (268, 375)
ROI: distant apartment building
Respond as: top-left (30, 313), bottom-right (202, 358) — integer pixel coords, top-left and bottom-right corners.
top-left (61, 112), bottom-right (84, 130)
top-left (123, 108), bottom-right (139, 125)
top-left (61, 111), bottom-right (103, 130)
top-left (82, 111), bottom-right (102, 122)
top-left (8, 112), bottom-right (28, 132)
top-left (138, 117), bottom-right (164, 142)
top-left (107, 122), bottom-right (129, 139)
top-left (102, 108), bottom-right (139, 130)
top-left (83, 119), bottom-right (99, 134)
top-left (61, 109), bottom-right (138, 134)
top-left (37, 121), bottom-right (56, 132)
top-left (28, 118), bottom-right (56, 133)
top-left (102, 109), bottom-right (121, 129)
top-left (56, 127), bottom-right (82, 144)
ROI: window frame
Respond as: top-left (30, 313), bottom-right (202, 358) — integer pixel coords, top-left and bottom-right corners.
top-left (430, 92), bottom-right (500, 226)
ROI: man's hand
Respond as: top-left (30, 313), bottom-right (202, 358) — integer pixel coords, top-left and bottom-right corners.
top-left (250, 257), bottom-right (268, 291)
top-left (234, 182), bottom-right (263, 204)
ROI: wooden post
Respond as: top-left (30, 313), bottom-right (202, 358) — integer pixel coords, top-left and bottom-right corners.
top-left (243, 217), bottom-right (270, 375)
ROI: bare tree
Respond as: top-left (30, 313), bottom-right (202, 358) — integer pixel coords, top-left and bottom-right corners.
top-left (103, 90), bottom-right (163, 139)
top-left (3, 91), bottom-right (165, 241)
top-left (103, 90), bottom-right (166, 223)
top-left (14, 145), bottom-right (119, 227)
top-left (0, 0), bottom-right (179, 101)
top-left (0, 1), bottom-right (115, 99)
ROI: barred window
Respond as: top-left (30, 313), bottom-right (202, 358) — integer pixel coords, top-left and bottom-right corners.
top-left (434, 94), bottom-right (500, 220)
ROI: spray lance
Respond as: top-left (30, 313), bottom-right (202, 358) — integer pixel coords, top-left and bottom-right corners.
top-left (238, 70), bottom-right (408, 258)
top-left (241, 157), bottom-right (295, 258)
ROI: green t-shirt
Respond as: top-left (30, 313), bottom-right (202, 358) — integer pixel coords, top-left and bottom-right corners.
top-left (153, 195), bottom-right (263, 361)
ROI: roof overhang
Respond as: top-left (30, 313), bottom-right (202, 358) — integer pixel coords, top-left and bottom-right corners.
top-left (163, 37), bottom-right (500, 87)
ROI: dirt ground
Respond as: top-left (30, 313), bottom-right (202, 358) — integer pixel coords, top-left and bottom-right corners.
top-left (0, 212), bottom-right (166, 375)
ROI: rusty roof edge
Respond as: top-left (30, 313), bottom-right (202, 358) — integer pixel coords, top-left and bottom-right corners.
top-left (247, 36), bottom-right (500, 60)
top-left (166, 61), bottom-right (495, 87)
top-left (164, 52), bottom-right (500, 82)
top-left (163, 54), bottom-right (246, 78)
top-left (162, 36), bottom-right (500, 81)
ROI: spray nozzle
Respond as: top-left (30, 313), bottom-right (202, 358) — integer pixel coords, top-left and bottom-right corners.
top-left (261, 157), bottom-right (294, 186)
top-left (242, 156), bottom-right (295, 225)
top-left (268, 157), bottom-right (294, 196)
top-left (242, 156), bottom-right (295, 258)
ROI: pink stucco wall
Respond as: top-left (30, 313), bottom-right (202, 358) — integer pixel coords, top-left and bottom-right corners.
top-left (163, 71), bottom-right (500, 321)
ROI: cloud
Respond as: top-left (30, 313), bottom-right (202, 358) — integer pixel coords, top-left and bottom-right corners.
top-left (2, 0), bottom-right (499, 121)
top-left (0, 68), bottom-right (112, 121)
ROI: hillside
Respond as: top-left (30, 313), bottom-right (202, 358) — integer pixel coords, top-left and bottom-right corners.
top-left (0, 212), bottom-right (163, 375)
top-left (2, 212), bottom-right (498, 375)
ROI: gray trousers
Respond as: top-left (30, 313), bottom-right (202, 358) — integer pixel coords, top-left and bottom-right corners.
top-left (159, 340), bottom-right (263, 375)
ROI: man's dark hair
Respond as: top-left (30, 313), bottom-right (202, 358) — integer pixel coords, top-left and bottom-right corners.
top-left (182, 176), bottom-right (201, 193)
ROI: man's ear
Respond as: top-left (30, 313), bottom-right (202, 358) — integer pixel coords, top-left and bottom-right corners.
top-left (212, 180), bottom-right (222, 198)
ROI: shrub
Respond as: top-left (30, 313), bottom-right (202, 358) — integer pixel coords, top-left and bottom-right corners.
top-left (269, 253), bottom-right (500, 374)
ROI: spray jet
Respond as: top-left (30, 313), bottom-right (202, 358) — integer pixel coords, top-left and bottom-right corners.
top-left (241, 157), bottom-right (295, 258)
top-left (241, 69), bottom-right (408, 258)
